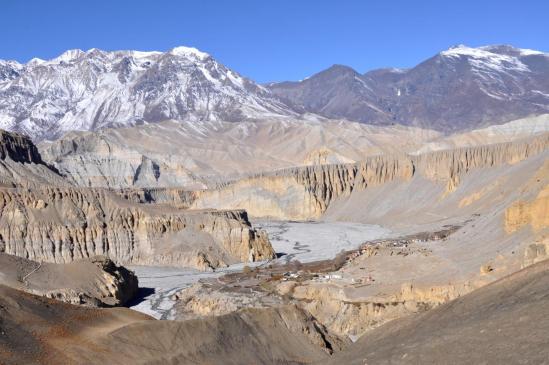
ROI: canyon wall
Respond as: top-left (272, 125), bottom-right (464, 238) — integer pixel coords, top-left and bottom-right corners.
top-left (0, 128), bottom-right (275, 270)
top-left (0, 129), bottom-right (44, 163)
top-left (0, 187), bottom-right (274, 270)
top-left (189, 134), bottom-right (549, 220)
top-left (0, 130), bottom-right (68, 188)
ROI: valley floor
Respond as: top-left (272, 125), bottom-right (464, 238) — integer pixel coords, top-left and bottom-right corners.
top-left (129, 220), bottom-right (389, 319)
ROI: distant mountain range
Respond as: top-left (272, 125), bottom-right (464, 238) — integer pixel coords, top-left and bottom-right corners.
top-left (0, 47), bottom-right (294, 140)
top-left (0, 44), bottom-right (548, 139)
top-left (269, 45), bottom-right (549, 132)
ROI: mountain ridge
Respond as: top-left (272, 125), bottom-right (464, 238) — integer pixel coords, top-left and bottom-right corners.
top-left (269, 44), bottom-right (549, 132)
top-left (1, 44), bottom-right (548, 140)
top-left (0, 46), bottom-right (295, 140)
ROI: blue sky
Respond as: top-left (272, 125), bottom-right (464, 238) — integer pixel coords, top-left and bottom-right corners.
top-left (1, 0), bottom-right (548, 82)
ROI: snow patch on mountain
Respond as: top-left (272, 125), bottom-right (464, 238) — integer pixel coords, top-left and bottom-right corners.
top-left (0, 46), bottom-right (296, 140)
top-left (169, 46), bottom-right (209, 60)
top-left (441, 45), bottom-right (531, 73)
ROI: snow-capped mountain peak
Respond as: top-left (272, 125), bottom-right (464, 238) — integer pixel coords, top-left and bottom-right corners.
top-left (440, 44), bottom-right (531, 74)
top-left (269, 44), bottom-right (549, 132)
top-left (441, 44), bottom-right (546, 62)
top-left (478, 44), bottom-right (546, 57)
top-left (54, 49), bottom-right (85, 63)
top-left (168, 46), bottom-right (209, 60)
top-left (0, 45), bottom-right (296, 140)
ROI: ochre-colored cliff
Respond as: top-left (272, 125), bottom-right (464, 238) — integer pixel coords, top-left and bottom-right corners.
top-left (0, 129), bottom-right (275, 270)
top-left (505, 184), bottom-right (549, 233)
top-left (0, 187), bottom-right (274, 270)
top-left (189, 134), bottom-right (549, 220)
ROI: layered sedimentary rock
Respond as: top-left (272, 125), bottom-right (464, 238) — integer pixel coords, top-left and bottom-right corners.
top-left (0, 128), bottom-right (275, 270)
top-left (38, 119), bottom-right (440, 189)
top-left (0, 253), bottom-right (137, 306)
top-left (118, 187), bottom-right (196, 208)
top-left (290, 278), bottom-right (475, 337)
top-left (0, 129), bottom-right (43, 163)
top-left (0, 130), bottom-right (68, 188)
top-left (413, 133), bottom-right (549, 193)
top-left (0, 186), bottom-right (274, 270)
top-left (39, 131), bottom-right (205, 189)
top-left (174, 143), bottom-right (549, 338)
top-left (190, 134), bottom-right (549, 220)
top-left (173, 238), bottom-right (478, 338)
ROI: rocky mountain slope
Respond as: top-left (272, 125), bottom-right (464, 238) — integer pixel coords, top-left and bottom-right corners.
top-left (270, 45), bottom-right (549, 132)
top-left (0, 285), bottom-right (346, 365)
top-left (0, 128), bottom-right (275, 270)
top-left (38, 118), bottom-right (439, 189)
top-left (36, 113), bottom-right (549, 192)
top-left (0, 187), bottom-right (274, 270)
top-left (1, 43), bottom-right (548, 365)
top-left (321, 259), bottom-right (549, 365)
top-left (0, 253), bottom-right (137, 306)
top-left (413, 113), bottom-right (549, 153)
top-left (185, 133), bottom-right (549, 220)
top-left (0, 47), bottom-right (294, 140)
top-left (4, 257), bottom-right (549, 364)
top-left (168, 137), bottom-right (549, 340)
top-left (0, 129), bottom-right (68, 188)
top-left (1, 44), bottom-right (547, 140)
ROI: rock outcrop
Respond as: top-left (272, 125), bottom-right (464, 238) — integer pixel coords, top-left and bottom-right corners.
top-left (38, 119), bottom-right (441, 189)
top-left (0, 129), bottom-right (68, 188)
top-left (505, 184), bottom-right (549, 233)
top-left (190, 134), bottom-right (549, 220)
top-left (0, 253), bottom-right (137, 306)
top-left (0, 129), bottom-right (43, 164)
top-left (290, 280), bottom-right (475, 337)
top-left (0, 187), bottom-right (274, 270)
top-left (303, 147), bottom-right (355, 165)
top-left (118, 187), bottom-right (196, 208)
top-left (522, 236), bottom-right (549, 268)
top-left (0, 128), bottom-right (275, 270)
top-left (39, 131), bottom-right (205, 189)
top-left (321, 259), bottom-right (549, 365)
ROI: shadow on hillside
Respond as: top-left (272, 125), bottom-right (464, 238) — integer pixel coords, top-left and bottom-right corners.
top-left (125, 287), bottom-right (155, 307)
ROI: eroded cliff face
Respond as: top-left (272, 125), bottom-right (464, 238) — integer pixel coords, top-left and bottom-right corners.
top-left (290, 281), bottom-right (475, 337)
top-left (0, 130), bottom-right (43, 164)
top-left (39, 132), bottom-right (205, 189)
top-left (0, 128), bottom-right (275, 270)
top-left (0, 187), bottom-right (274, 270)
top-left (118, 187), bottom-right (197, 208)
top-left (505, 184), bottom-right (549, 233)
top-left (0, 130), bottom-right (68, 188)
top-left (413, 134), bottom-right (549, 193)
top-left (172, 243), bottom-right (479, 339)
top-left (189, 134), bottom-right (549, 220)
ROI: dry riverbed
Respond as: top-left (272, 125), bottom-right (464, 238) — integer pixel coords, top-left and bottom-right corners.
top-left (129, 220), bottom-right (389, 318)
